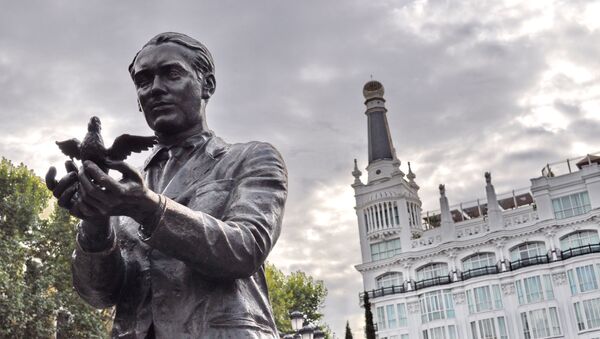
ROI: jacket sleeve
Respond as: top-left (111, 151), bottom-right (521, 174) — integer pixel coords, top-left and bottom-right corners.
top-left (142, 142), bottom-right (288, 280)
top-left (71, 219), bottom-right (126, 308)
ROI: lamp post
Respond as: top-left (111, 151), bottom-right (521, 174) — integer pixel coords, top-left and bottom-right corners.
top-left (282, 310), bottom-right (325, 339)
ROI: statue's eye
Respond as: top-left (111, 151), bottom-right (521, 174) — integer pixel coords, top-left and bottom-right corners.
top-left (135, 75), bottom-right (152, 88)
top-left (167, 69), bottom-right (181, 79)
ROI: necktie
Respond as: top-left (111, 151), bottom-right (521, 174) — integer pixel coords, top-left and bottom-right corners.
top-left (158, 146), bottom-right (184, 192)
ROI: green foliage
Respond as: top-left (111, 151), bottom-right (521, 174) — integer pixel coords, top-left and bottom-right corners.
top-left (265, 263), bottom-right (330, 337)
top-left (0, 158), bottom-right (111, 338)
top-left (363, 293), bottom-right (376, 339)
top-left (345, 320), bottom-right (353, 339)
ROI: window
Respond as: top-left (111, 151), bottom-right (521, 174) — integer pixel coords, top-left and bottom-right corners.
top-left (520, 308), bottom-right (561, 338)
top-left (524, 276), bottom-right (543, 303)
top-left (419, 290), bottom-right (454, 323)
top-left (401, 335), bottom-right (409, 339)
top-left (386, 304), bottom-right (397, 328)
top-left (417, 263), bottom-right (449, 281)
top-left (377, 303), bottom-right (407, 330)
top-left (498, 317), bottom-right (509, 339)
top-left (377, 306), bottom-right (386, 330)
top-left (510, 242), bottom-right (546, 261)
top-left (397, 303), bottom-right (407, 327)
top-left (370, 238), bottom-right (401, 261)
top-left (567, 264), bottom-right (600, 295)
top-left (552, 191), bottom-right (591, 219)
top-left (471, 317), bottom-right (508, 339)
top-left (515, 275), bottom-right (554, 305)
top-left (463, 253), bottom-right (496, 271)
top-left (376, 272), bottom-right (403, 289)
top-left (422, 326), bottom-right (455, 339)
top-left (466, 285), bottom-right (502, 313)
top-left (560, 230), bottom-right (599, 250)
top-left (493, 284), bottom-right (503, 309)
top-left (575, 297), bottom-right (600, 331)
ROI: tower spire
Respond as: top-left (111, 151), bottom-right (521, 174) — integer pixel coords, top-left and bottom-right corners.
top-left (362, 80), bottom-right (400, 182)
top-left (363, 80), bottom-right (395, 164)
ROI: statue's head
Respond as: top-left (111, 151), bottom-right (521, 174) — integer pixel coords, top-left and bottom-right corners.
top-left (87, 116), bottom-right (101, 132)
top-left (128, 32), bottom-right (216, 135)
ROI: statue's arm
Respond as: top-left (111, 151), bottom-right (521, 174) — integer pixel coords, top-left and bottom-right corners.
top-left (71, 218), bottom-right (126, 308)
top-left (142, 142), bottom-right (288, 280)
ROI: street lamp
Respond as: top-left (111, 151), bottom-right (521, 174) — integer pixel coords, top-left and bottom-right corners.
top-left (290, 310), bottom-right (305, 332)
top-left (285, 310), bottom-right (322, 339)
top-left (299, 324), bottom-right (315, 339)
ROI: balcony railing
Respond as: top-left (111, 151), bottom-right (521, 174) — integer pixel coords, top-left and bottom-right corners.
top-left (560, 243), bottom-right (600, 260)
top-left (461, 265), bottom-right (499, 281)
top-left (509, 254), bottom-right (549, 271)
top-left (359, 242), bottom-right (600, 302)
top-left (359, 284), bottom-right (407, 300)
top-left (414, 275), bottom-right (452, 290)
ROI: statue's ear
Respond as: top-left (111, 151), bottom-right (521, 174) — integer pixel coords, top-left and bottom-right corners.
top-left (202, 73), bottom-right (216, 100)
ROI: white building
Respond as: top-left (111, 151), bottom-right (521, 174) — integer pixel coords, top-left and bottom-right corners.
top-left (352, 80), bottom-right (600, 339)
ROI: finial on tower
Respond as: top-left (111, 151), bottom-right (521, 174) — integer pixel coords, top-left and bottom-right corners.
top-left (363, 80), bottom-right (385, 101)
top-left (439, 184), bottom-right (446, 196)
top-left (352, 158), bottom-right (363, 185)
top-left (485, 171), bottom-right (492, 184)
top-left (407, 162), bottom-right (416, 181)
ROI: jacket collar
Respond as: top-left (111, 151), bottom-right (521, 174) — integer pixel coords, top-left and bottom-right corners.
top-left (143, 131), bottom-right (229, 170)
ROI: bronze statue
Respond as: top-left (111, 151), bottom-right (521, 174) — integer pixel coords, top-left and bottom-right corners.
top-left (46, 32), bottom-right (287, 338)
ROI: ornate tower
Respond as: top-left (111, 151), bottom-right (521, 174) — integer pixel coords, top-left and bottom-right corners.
top-left (353, 80), bottom-right (423, 263)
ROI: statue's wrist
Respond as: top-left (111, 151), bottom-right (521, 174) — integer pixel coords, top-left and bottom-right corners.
top-left (132, 191), bottom-right (166, 239)
top-left (78, 217), bottom-right (113, 252)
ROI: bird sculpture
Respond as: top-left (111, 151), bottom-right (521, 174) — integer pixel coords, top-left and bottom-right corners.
top-left (56, 116), bottom-right (158, 173)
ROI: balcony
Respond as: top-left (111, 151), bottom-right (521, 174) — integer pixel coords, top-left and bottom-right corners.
top-left (414, 275), bottom-right (452, 290)
top-left (560, 243), bottom-right (600, 260)
top-left (359, 284), bottom-right (407, 300)
top-left (509, 254), bottom-right (549, 271)
top-left (461, 265), bottom-right (499, 281)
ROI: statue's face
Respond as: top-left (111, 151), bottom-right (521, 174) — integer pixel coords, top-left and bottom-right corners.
top-left (131, 42), bottom-right (205, 134)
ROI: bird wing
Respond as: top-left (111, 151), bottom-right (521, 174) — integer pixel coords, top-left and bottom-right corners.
top-left (55, 139), bottom-right (82, 159)
top-left (108, 134), bottom-right (158, 160)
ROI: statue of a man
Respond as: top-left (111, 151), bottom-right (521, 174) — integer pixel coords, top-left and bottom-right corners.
top-left (46, 32), bottom-right (288, 338)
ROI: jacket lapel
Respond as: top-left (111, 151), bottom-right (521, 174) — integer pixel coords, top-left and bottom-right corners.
top-left (160, 136), bottom-right (230, 200)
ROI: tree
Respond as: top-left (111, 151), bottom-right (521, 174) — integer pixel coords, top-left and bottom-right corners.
top-left (363, 292), bottom-right (376, 339)
top-left (345, 320), bottom-right (353, 339)
top-left (0, 158), bottom-right (111, 338)
top-left (265, 263), bottom-right (330, 336)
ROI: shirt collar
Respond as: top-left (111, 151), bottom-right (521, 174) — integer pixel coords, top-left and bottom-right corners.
top-left (143, 130), bottom-right (217, 170)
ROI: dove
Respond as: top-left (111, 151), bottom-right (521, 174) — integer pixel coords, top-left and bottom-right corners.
top-left (56, 116), bottom-right (158, 172)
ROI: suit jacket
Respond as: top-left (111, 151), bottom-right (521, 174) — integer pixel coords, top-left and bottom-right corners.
top-left (71, 134), bottom-right (287, 338)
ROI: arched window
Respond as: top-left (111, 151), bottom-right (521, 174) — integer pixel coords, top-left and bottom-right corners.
top-left (417, 263), bottom-right (449, 281)
top-left (560, 230), bottom-right (599, 250)
top-left (462, 253), bottom-right (496, 271)
top-left (376, 272), bottom-right (403, 289)
top-left (510, 242), bottom-right (546, 261)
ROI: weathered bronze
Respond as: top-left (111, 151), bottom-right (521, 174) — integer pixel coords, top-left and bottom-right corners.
top-left (56, 116), bottom-right (158, 172)
top-left (46, 32), bottom-right (287, 338)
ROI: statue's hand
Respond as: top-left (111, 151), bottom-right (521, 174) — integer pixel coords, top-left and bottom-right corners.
top-left (45, 160), bottom-right (86, 219)
top-left (77, 160), bottom-right (158, 222)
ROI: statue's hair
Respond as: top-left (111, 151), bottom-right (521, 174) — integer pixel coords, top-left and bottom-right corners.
top-left (128, 32), bottom-right (215, 81)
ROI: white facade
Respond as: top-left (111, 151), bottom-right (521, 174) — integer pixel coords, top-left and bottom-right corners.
top-left (353, 81), bottom-right (600, 339)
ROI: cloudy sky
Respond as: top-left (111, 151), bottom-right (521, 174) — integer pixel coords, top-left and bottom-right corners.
top-left (1, 0), bottom-right (600, 337)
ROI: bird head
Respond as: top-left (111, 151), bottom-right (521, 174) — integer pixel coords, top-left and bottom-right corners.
top-left (88, 116), bottom-right (102, 132)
